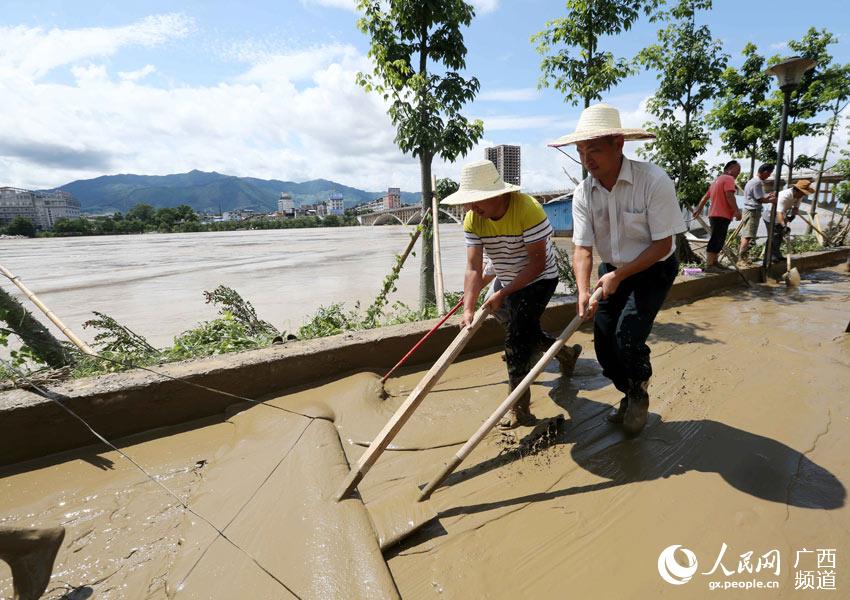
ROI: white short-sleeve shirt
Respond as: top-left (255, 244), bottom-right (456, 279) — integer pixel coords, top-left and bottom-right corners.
top-left (571, 157), bottom-right (686, 267)
top-left (763, 188), bottom-right (798, 221)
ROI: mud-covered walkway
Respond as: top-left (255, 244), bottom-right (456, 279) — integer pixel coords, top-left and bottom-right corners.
top-left (1, 266), bottom-right (848, 599)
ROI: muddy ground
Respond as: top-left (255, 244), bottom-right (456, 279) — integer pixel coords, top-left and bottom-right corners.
top-left (1, 266), bottom-right (848, 599)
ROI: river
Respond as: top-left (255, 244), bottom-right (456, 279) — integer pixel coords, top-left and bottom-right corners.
top-left (0, 225), bottom-right (468, 348)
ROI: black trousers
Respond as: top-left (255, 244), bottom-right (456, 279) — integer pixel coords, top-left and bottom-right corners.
top-left (593, 255), bottom-right (678, 393)
top-left (495, 278), bottom-right (558, 385)
top-left (707, 216), bottom-right (731, 253)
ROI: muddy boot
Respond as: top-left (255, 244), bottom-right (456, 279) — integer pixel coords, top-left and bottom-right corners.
top-left (606, 396), bottom-right (628, 423)
top-left (622, 380), bottom-right (650, 435)
top-left (499, 379), bottom-right (534, 429)
top-left (556, 343), bottom-right (581, 376)
top-left (0, 526), bottom-right (65, 600)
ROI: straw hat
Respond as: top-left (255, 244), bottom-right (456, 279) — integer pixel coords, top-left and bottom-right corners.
top-left (440, 160), bottom-right (520, 206)
top-left (793, 179), bottom-right (816, 195)
top-left (548, 103), bottom-right (655, 147)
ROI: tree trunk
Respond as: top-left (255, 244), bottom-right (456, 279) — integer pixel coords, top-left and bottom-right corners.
top-left (419, 153), bottom-right (436, 309)
top-left (0, 287), bottom-right (71, 368)
top-left (808, 109), bottom-right (839, 234)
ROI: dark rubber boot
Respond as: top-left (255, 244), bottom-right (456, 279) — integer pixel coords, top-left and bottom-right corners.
top-left (499, 377), bottom-right (535, 429)
top-left (556, 343), bottom-right (581, 376)
top-left (622, 380), bottom-right (650, 435)
top-left (606, 397), bottom-right (628, 423)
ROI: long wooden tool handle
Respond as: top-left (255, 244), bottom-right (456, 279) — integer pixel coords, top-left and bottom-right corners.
top-left (431, 174), bottom-right (447, 315)
top-left (419, 289), bottom-right (602, 501)
top-left (336, 305), bottom-right (491, 500)
top-left (799, 213), bottom-right (827, 239)
top-left (0, 263), bottom-right (96, 355)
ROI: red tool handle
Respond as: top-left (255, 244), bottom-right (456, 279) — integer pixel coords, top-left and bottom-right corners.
top-left (381, 298), bottom-right (464, 384)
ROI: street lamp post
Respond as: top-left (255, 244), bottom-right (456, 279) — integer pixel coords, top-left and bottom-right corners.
top-left (762, 56), bottom-right (815, 276)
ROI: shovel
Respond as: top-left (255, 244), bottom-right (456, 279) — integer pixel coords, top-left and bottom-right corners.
top-left (418, 288), bottom-right (603, 501)
top-left (783, 232), bottom-right (800, 287)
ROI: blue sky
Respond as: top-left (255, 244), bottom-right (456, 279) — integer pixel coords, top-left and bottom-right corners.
top-left (2, 0), bottom-right (848, 193)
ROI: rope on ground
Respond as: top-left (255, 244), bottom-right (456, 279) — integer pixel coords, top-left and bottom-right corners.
top-left (1, 357), bottom-right (305, 599)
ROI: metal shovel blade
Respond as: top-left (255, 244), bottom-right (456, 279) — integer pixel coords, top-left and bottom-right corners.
top-left (784, 267), bottom-right (801, 287)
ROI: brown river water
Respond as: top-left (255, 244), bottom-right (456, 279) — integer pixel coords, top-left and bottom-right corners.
top-left (1, 264), bottom-right (848, 598)
top-left (0, 225), bottom-right (468, 348)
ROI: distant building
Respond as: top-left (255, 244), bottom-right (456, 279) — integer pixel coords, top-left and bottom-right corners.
top-left (278, 192), bottom-right (295, 218)
top-left (328, 192), bottom-right (345, 216)
top-left (384, 187), bottom-right (401, 210)
top-left (221, 208), bottom-right (255, 222)
top-left (0, 187), bottom-right (81, 230)
top-left (485, 144), bottom-right (521, 186)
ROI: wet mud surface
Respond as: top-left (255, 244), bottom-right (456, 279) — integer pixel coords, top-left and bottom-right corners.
top-left (1, 266), bottom-right (848, 598)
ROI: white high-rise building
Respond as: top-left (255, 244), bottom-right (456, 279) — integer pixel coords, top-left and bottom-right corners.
top-left (278, 192), bottom-right (295, 216)
top-left (328, 192), bottom-right (344, 216)
top-left (485, 145), bottom-right (521, 186)
top-left (0, 187), bottom-right (81, 230)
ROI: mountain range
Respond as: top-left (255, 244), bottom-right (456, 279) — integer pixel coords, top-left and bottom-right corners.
top-left (56, 170), bottom-right (421, 214)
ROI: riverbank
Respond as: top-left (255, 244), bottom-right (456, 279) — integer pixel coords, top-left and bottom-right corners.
top-left (2, 246), bottom-right (845, 466)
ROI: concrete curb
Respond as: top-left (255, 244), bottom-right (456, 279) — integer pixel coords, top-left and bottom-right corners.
top-left (1, 247), bottom-right (847, 467)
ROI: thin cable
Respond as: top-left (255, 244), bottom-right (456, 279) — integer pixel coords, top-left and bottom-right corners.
top-left (553, 145), bottom-right (583, 166)
top-left (86, 352), bottom-right (316, 420)
top-left (2, 358), bottom-right (304, 599)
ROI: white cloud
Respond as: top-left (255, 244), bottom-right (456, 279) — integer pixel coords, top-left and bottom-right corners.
top-left (470, 0), bottom-right (500, 15)
top-left (0, 14), bottom-right (193, 79)
top-left (119, 64), bottom-right (157, 81)
top-left (0, 18), bottom-right (424, 192)
top-left (478, 87), bottom-right (538, 102)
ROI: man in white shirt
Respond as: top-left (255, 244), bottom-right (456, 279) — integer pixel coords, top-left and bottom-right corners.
top-left (763, 179), bottom-right (814, 263)
top-left (549, 103), bottom-right (686, 434)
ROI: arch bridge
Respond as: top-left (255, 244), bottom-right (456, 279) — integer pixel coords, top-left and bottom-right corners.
top-left (358, 204), bottom-right (466, 226)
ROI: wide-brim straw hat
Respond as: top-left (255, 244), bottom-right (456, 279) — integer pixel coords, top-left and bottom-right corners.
top-left (793, 179), bottom-right (816, 195)
top-left (441, 160), bottom-right (520, 205)
top-left (548, 103), bottom-right (655, 147)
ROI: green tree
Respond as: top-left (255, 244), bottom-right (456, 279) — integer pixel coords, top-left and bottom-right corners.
top-left (534, 0), bottom-right (663, 177)
top-left (156, 207), bottom-right (179, 230)
top-left (775, 28), bottom-right (839, 185)
top-left (637, 0), bottom-right (727, 207)
top-left (807, 61), bottom-right (850, 227)
top-left (5, 217), bottom-right (37, 237)
top-left (637, 0), bottom-right (726, 264)
top-left (707, 43), bottom-right (775, 178)
top-left (356, 0), bottom-right (484, 308)
top-left (52, 217), bottom-right (92, 235)
top-left (174, 204), bottom-right (198, 223)
top-left (435, 177), bottom-right (459, 200)
top-left (126, 203), bottom-right (156, 224)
